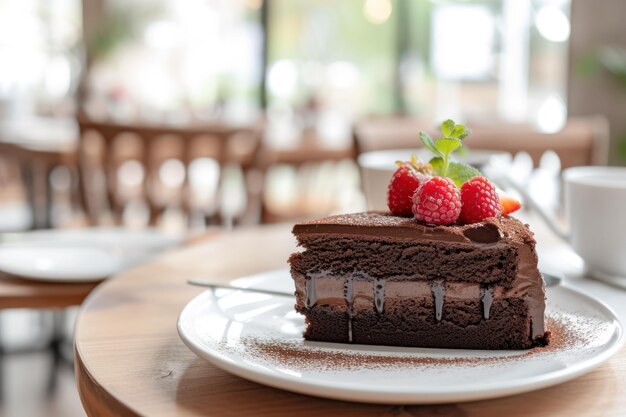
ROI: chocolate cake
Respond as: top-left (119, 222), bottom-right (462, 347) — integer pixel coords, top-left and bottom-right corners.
top-left (288, 212), bottom-right (549, 350)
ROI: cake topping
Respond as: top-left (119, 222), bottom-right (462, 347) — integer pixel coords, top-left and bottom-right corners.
top-left (386, 119), bottom-right (522, 224)
top-left (412, 176), bottom-right (462, 225)
top-left (500, 193), bottom-right (522, 216)
top-left (293, 212), bottom-right (535, 246)
top-left (418, 119), bottom-right (480, 187)
top-left (460, 176), bottom-right (502, 224)
top-left (387, 156), bottom-right (433, 217)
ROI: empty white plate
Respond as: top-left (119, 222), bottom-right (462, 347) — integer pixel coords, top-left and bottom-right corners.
top-left (178, 269), bottom-right (624, 404)
top-left (0, 246), bottom-right (122, 282)
top-left (0, 228), bottom-right (183, 282)
top-left (1, 228), bottom-right (182, 255)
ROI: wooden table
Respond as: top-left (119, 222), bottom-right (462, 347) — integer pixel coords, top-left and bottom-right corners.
top-left (0, 230), bottom-right (214, 311)
top-left (74, 222), bottom-right (626, 417)
top-left (0, 273), bottom-right (99, 309)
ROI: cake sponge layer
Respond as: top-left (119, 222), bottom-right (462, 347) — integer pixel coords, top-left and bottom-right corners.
top-left (299, 300), bottom-right (544, 350)
top-left (290, 236), bottom-right (517, 285)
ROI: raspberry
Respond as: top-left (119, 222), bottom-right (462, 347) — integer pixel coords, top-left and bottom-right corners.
top-left (459, 176), bottom-right (501, 224)
top-left (412, 177), bottom-right (461, 225)
top-left (387, 165), bottom-right (422, 216)
top-left (500, 194), bottom-right (522, 216)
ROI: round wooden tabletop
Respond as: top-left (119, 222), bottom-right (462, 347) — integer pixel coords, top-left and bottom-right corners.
top-left (75, 224), bottom-right (626, 417)
top-left (0, 273), bottom-right (99, 309)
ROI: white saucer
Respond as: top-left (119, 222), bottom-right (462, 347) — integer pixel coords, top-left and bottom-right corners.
top-left (0, 228), bottom-right (183, 282)
top-left (178, 269), bottom-right (624, 404)
top-left (1, 227), bottom-right (182, 255)
top-left (588, 269), bottom-right (626, 290)
top-left (0, 246), bottom-right (121, 282)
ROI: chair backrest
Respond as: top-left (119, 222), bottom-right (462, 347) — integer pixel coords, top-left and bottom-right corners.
top-left (76, 114), bottom-right (262, 228)
top-left (354, 115), bottom-right (610, 168)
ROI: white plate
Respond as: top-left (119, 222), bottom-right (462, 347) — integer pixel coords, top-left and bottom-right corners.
top-left (0, 246), bottom-right (121, 282)
top-left (0, 228), bottom-right (183, 282)
top-left (178, 269), bottom-right (624, 404)
top-left (1, 227), bottom-right (182, 254)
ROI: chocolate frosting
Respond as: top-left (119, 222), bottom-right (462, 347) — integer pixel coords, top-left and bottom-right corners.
top-left (463, 223), bottom-right (502, 243)
top-left (293, 211), bottom-right (535, 246)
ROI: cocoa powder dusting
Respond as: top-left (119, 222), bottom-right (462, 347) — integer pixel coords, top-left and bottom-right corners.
top-left (225, 313), bottom-right (601, 371)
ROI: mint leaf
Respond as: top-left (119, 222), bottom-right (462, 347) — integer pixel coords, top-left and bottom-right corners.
top-left (456, 143), bottom-right (469, 157)
top-left (419, 132), bottom-right (443, 157)
top-left (419, 119), bottom-right (472, 179)
top-left (441, 119), bottom-right (455, 137)
top-left (435, 138), bottom-right (462, 155)
top-left (428, 157), bottom-right (444, 175)
top-left (428, 158), bottom-right (481, 187)
top-left (451, 124), bottom-right (469, 140)
top-left (448, 162), bottom-right (481, 187)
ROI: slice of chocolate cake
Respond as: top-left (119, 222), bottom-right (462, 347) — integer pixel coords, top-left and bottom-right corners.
top-left (288, 212), bottom-right (549, 350)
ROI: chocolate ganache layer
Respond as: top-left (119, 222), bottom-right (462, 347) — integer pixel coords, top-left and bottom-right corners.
top-left (289, 212), bottom-right (549, 350)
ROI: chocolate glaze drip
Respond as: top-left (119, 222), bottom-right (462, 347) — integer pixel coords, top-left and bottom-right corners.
top-left (481, 286), bottom-right (494, 319)
top-left (344, 276), bottom-right (354, 342)
top-left (431, 280), bottom-right (445, 321)
top-left (301, 271), bottom-right (516, 338)
top-left (374, 278), bottom-right (385, 313)
top-left (304, 276), bottom-right (317, 308)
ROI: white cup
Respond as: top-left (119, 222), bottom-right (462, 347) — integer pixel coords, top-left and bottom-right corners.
top-left (563, 166), bottom-right (626, 279)
top-left (358, 149), bottom-right (511, 211)
top-left (358, 149), bottom-right (418, 211)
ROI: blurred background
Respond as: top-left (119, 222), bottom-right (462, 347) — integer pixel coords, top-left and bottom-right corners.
top-left (0, 0), bottom-right (625, 415)
top-left (0, 0), bottom-right (623, 234)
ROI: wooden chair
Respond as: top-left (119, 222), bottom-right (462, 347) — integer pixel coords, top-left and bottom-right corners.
top-left (353, 116), bottom-right (610, 168)
top-left (255, 127), bottom-right (357, 223)
top-left (76, 114), bottom-right (262, 228)
top-left (0, 141), bottom-right (79, 229)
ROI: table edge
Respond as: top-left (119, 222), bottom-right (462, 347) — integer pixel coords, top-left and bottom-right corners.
top-left (75, 344), bottom-right (142, 417)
